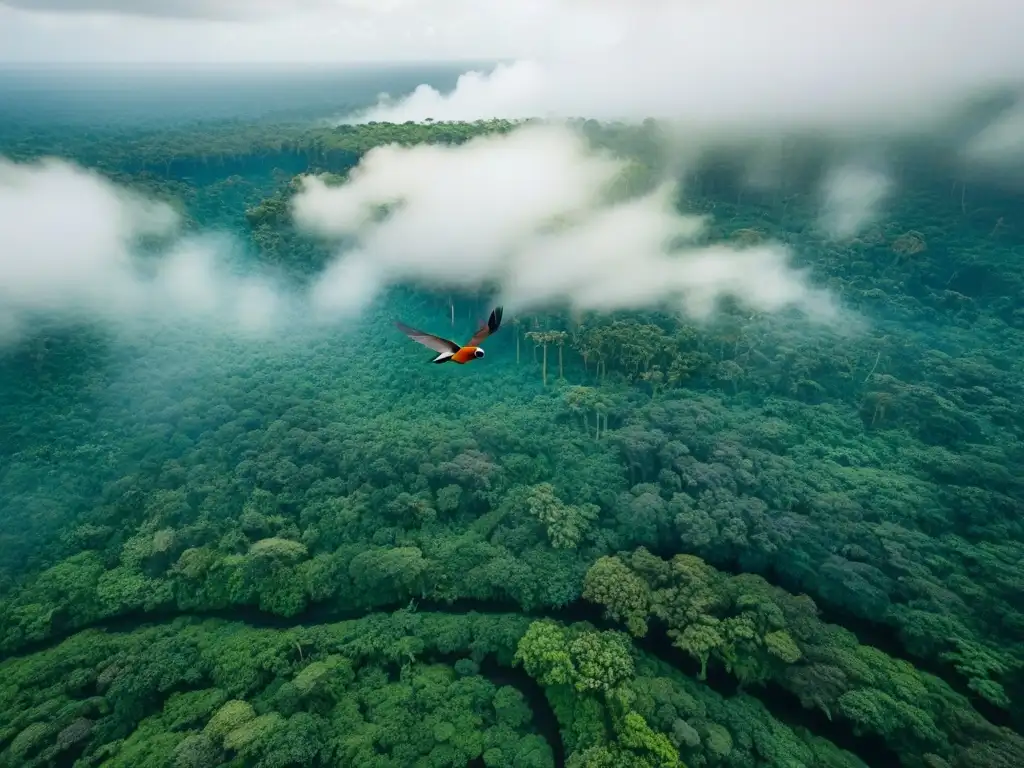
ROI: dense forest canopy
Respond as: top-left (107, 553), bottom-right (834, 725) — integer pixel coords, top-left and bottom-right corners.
top-left (1, 98), bottom-right (1023, 768)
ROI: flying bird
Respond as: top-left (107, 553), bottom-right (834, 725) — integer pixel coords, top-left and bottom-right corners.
top-left (394, 306), bottom-right (504, 364)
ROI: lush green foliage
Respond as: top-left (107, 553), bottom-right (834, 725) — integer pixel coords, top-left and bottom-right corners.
top-left (1, 610), bottom-right (875, 768)
top-left (2, 113), bottom-right (1023, 767)
top-left (584, 549), bottom-right (1024, 767)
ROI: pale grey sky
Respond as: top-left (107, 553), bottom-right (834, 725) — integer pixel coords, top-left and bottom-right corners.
top-left (0, 0), bottom-right (572, 64)
top-left (3, 0), bottom-right (1021, 136)
top-left (3, 0), bottom-right (1022, 150)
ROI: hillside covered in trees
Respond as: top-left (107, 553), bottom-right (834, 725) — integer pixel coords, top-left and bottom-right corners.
top-left (1, 110), bottom-right (1023, 768)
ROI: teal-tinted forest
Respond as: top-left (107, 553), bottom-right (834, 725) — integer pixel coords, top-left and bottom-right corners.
top-left (1, 105), bottom-right (1023, 768)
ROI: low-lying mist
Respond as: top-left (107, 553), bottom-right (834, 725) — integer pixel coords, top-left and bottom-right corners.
top-left (8, 1), bottom-right (1024, 350)
top-left (2, 121), bottom-right (877, 352)
top-left (0, 156), bottom-right (300, 349)
top-left (291, 123), bottom-right (840, 325)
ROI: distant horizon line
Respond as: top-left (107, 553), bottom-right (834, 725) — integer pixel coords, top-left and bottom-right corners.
top-left (0, 59), bottom-right (508, 71)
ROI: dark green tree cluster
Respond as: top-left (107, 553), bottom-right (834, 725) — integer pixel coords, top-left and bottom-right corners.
top-left (0, 118), bottom-right (522, 186)
top-left (0, 609), bottom-right (873, 768)
top-left (583, 548), bottom-right (1024, 767)
top-left (581, 388), bottom-right (1023, 713)
top-left (0, 611), bottom-right (552, 768)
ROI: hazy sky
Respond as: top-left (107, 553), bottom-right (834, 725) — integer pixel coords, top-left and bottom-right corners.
top-left (0, 0), bottom-right (1020, 80)
top-left (0, 0), bottom-right (578, 64)
top-left (4, 1), bottom-right (1021, 138)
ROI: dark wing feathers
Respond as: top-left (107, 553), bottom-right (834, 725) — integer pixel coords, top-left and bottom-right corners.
top-left (466, 306), bottom-right (503, 347)
top-left (394, 321), bottom-right (460, 355)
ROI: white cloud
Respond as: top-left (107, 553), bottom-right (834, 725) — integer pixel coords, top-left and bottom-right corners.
top-left (4, 0), bottom-right (1022, 163)
top-left (962, 99), bottom-right (1024, 168)
top-left (0, 125), bottom-right (848, 352)
top-left (0, 156), bottom-right (293, 346)
top-left (817, 163), bottom-right (893, 240)
top-left (291, 123), bottom-right (839, 325)
top-left (346, 0), bottom-right (1024, 145)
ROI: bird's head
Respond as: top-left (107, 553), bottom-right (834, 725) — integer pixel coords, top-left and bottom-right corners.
top-left (473, 348), bottom-right (485, 359)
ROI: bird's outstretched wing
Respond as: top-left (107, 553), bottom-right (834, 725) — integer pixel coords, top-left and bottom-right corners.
top-left (394, 321), bottom-right (461, 355)
top-left (465, 306), bottom-right (504, 347)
